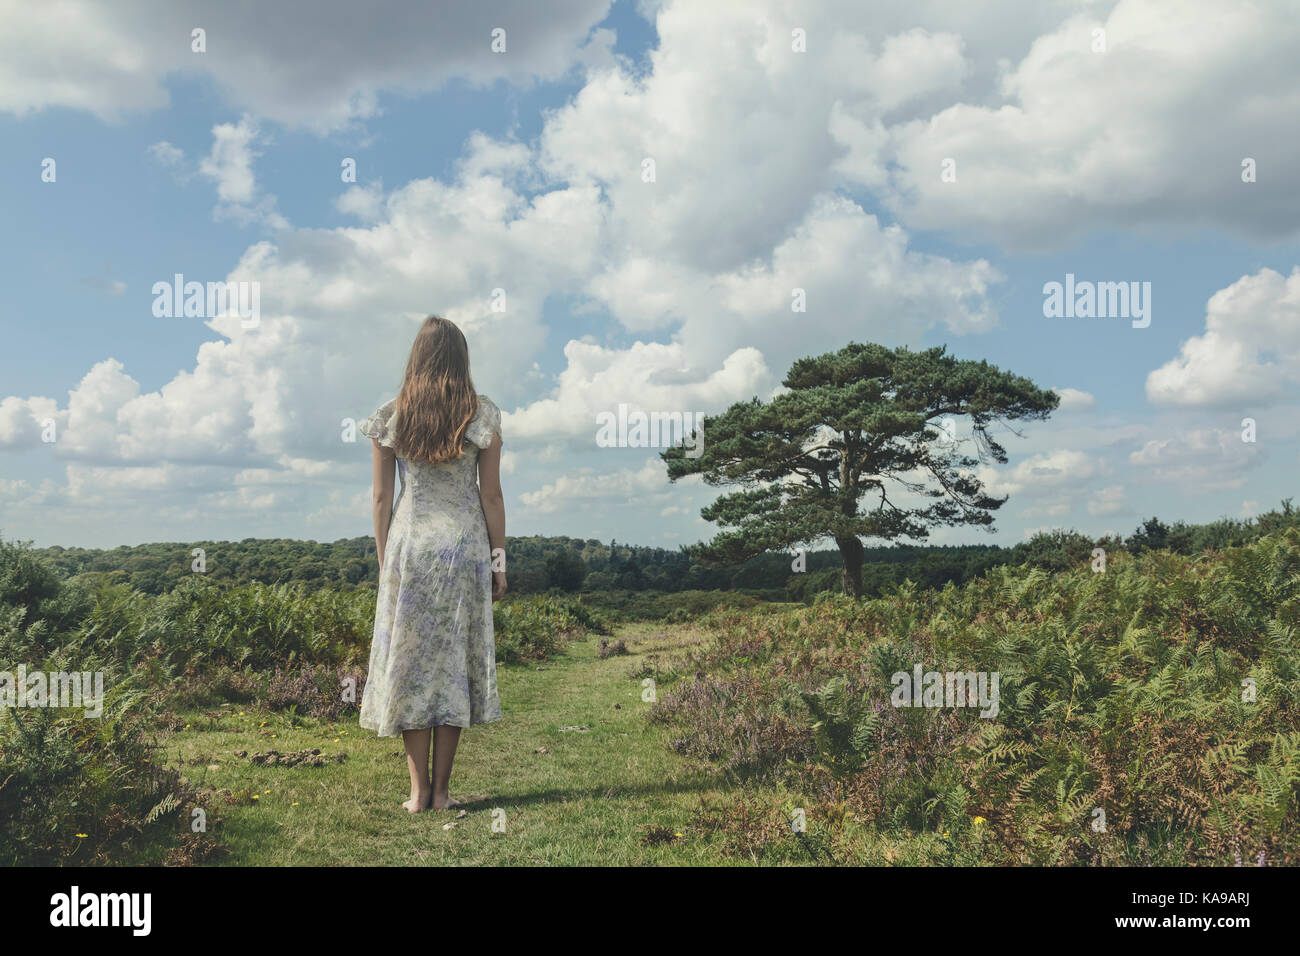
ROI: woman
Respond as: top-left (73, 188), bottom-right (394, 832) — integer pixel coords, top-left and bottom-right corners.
top-left (358, 315), bottom-right (507, 813)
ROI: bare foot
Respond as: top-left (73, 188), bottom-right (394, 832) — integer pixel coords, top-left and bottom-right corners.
top-left (431, 794), bottom-right (461, 811)
top-left (403, 791), bottom-right (432, 813)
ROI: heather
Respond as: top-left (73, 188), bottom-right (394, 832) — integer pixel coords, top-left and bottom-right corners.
top-left (648, 530), bottom-right (1300, 864)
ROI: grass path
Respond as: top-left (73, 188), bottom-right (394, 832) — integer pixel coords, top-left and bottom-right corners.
top-left (156, 623), bottom-right (779, 865)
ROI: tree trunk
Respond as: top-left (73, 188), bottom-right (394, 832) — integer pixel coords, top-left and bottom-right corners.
top-left (835, 536), bottom-right (864, 599)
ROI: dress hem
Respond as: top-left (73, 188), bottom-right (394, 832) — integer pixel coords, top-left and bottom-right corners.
top-left (359, 712), bottom-right (503, 739)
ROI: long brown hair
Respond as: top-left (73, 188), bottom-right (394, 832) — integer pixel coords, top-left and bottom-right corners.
top-left (391, 315), bottom-right (479, 463)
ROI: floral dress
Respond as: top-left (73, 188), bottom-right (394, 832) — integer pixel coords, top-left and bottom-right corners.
top-left (357, 394), bottom-right (503, 737)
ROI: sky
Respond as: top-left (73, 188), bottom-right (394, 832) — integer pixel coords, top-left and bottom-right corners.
top-left (1, 0), bottom-right (1299, 551)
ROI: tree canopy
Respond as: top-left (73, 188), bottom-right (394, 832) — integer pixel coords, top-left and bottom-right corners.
top-left (662, 342), bottom-right (1059, 596)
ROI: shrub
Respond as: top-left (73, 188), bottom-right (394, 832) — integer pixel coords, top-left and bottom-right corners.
top-left (651, 531), bottom-right (1300, 864)
top-left (492, 594), bottom-right (611, 664)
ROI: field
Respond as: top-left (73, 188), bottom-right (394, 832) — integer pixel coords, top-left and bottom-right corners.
top-left (3, 525), bottom-right (1299, 866)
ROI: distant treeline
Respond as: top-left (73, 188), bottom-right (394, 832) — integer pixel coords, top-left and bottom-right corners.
top-left (24, 534), bottom-right (1002, 598)
top-left (22, 499), bottom-right (1300, 602)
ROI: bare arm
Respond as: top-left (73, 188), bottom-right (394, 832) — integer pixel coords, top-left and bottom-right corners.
top-left (477, 432), bottom-right (507, 600)
top-left (371, 439), bottom-right (396, 573)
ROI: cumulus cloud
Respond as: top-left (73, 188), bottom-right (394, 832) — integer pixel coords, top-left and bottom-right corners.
top-left (200, 116), bottom-right (260, 205)
top-left (4, 0), bottom-right (1297, 543)
top-left (1, 2), bottom-right (1013, 492)
top-left (1087, 484), bottom-right (1126, 516)
top-left (1146, 267), bottom-right (1300, 407)
top-left (509, 342), bottom-right (768, 442)
top-left (0, 396), bottom-right (59, 448)
top-left (335, 182), bottom-right (387, 223)
top-left (520, 460), bottom-right (667, 514)
top-left (0, 0), bottom-right (615, 131)
top-left (197, 115), bottom-right (289, 228)
top-left (147, 141), bottom-right (185, 168)
top-left (2, 131), bottom-right (608, 473)
top-left (979, 448), bottom-right (1102, 501)
top-left (1052, 387), bottom-right (1096, 412)
top-left (1128, 427), bottom-right (1262, 490)
top-left (867, 28), bottom-right (969, 113)
top-left (834, 0), bottom-right (1300, 248)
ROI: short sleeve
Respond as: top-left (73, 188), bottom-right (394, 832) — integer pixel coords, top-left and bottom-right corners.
top-left (359, 398), bottom-right (398, 449)
top-left (465, 395), bottom-right (501, 448)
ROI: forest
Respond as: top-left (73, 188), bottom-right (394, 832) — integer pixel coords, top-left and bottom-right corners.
top-left (27, 502), bottom-right (1295, 604)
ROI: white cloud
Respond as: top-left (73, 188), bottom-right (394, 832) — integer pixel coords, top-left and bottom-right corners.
top-left (0, 0), bottom-right (615, 131)
top-left (980, 448), bottom-right (1100, 499)
top-left (200, 116), bottom-right (259, 205)
top-left (1128, 427), bottom-right (1261, 490)
top-left (1052, 387), bottom-right (1096, 412)
top-left (861, 0), bottom-right (1300, 248)
top-left (0, 477), bottom-right (55, 510)
top-left (148, 141), bottom-right (185, 168)
top-left (0, 396), bottom-right (57, 448)
top-left (1087, 484), bottom-right (1126, 516)
top-left (520, 460), bottom-right (666, 514)
top-left (197, 115), bottom-right (289, 228)
top-left (1146, 267), bottom-right (1300, 407)
top-left (335, 182), bottom-right (387, 223)
top-left (868, 28), bottom-right (969, 112)
top-left (508, 342), bottom-right (768, 442)
top-left (1, 131), bottom-right (608, 474)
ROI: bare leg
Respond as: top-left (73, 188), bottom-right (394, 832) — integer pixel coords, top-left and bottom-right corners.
top-left (401, 728), bottom-right (431, 813)
top-left (431, 725), bottom-right (462, 809)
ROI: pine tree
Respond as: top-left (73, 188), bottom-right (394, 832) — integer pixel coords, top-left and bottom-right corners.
top-left (662, 342), bottom-right (1058, 597)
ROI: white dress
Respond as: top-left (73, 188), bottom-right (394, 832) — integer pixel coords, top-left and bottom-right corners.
top-left (357, 395), bottom-right (503, 736)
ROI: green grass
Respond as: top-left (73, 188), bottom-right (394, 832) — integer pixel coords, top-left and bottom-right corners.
top-left (147, 624), bottom-right (802, 865)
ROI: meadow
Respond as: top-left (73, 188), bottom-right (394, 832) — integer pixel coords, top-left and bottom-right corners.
top-left (2, 510), bottom-right (1298, 865)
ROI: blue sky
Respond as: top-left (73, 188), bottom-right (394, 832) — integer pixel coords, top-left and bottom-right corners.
top-left (2, 0), bottom-right (1298, 551)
